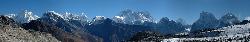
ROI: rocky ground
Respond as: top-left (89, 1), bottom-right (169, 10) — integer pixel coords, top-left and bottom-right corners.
top-left (0, 16), bottom-right (60, 42)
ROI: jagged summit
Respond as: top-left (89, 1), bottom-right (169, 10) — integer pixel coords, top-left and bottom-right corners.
top-left (220, 13), bottom-right (237, 19)
top-left (4, 10), bottom-right (39, 23)
top-left (64, 12), bottom-right (89, 21)
top-left (42, 11), bottom-right (89, 22)
top-left (218, 13), bottom-right (240, 27)
top-left (115, 9), bottom-right (155, 25)
top-left (93, 16), bottom-right (106, 21)
top-left (113, 16), bottom-right (125, 23)
top-left (42, 11), bottom-right (64, 22)
top-left (158, 17), bottom-right (170, 23)
top-left (199, 11), bottom-right (217, 20)
top-left (157, 17), bottom-right (186, 34)
top-left (23, 10), bottom-right (40, 22)
top-left (28, 11), bottom-right (102, 42)
top-left (191, 11), bottom-right (219, 31)
top-left (89, 16), bottom-right (107, 25)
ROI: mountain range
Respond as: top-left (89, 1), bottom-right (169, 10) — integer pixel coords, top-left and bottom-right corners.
top-left (0, 9), bottom-right (250, 42)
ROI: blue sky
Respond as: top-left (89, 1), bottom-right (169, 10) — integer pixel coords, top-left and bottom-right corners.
top-left (0, 0), bottom-right (250, 24)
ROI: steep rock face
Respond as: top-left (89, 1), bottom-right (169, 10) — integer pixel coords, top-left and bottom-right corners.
top-left (218, 13), bottom-right (240, 27)
top-left (87, 18), bottom-right (115, 42)
top-left (191, 11), bottom-right (219, 32)
top-left (86, 18), bottom-right (153, 42)
top-left (21, 11), bottom-right (102, 42)
top-left (156, 17), bottom-right (186, 34)
top-left (0, 16), bottom-right (60, 42)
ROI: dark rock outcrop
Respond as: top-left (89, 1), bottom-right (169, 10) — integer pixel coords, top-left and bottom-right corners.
top-left (127, 31), bottom-right (165, 42)
top-left (0, 15), bottom-right (60, 42)
top-left (236, 20), bottom-right (250, 25)
top-left (0, 16), bottom-right (16, 25)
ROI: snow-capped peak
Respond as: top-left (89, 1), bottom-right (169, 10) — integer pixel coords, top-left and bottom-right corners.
top-left (88, 16), bottom-right (107, 25)
top-left (23, 10), bottom-right (40, 22)
top-left (116, 9), bottom-right (155, 25)
top-left (113, 16), bottom-right (125, 23)
top-left (5, 10), bottom-right (40, 23)
top-left (42, 11), bottom-right (66, 22)
top-left (46, 11), bottom-right (64, 18)
top-left (43, 11), bottom-right (90, 22)
top-left (93, 16), bottom-right (106, 21)
top-left (4, 14), bottom-right (16, 18)
top-left (185, 28), bottom-right (191, 32)
top-left (63, 12), bottom-right (89, 21)
top-left (114, 16), bottom-right (125, 20)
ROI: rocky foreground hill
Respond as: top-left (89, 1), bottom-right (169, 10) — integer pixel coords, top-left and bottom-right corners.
top-left (0, 16), bottom-right (60, 42)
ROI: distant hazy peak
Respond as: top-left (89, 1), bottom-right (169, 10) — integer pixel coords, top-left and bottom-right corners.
top-left (159, 17), bottom-right (170, 23)
top-left (199, 11), bottom-right (217, 20)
